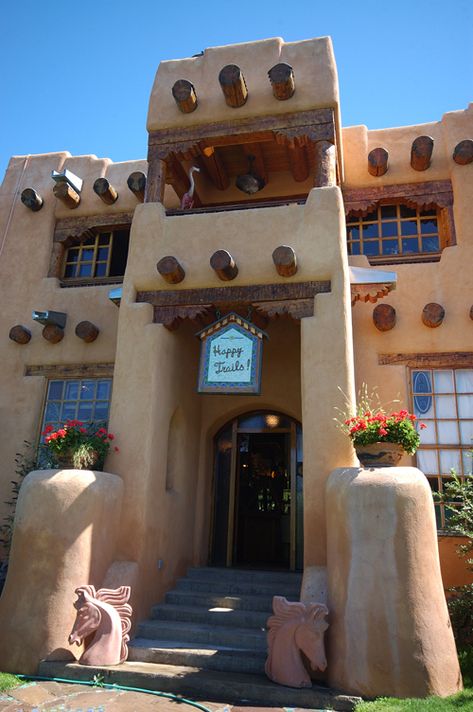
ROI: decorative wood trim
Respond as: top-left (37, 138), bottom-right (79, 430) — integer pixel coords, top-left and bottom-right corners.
top-left (378, 352), bottom-right (473, 368)
top-left (25, 363), bottom-right (114, 378)
top-left (343, 180), bottom-right (453, 215)
top-left (54, 212), bottom-right (134, 243)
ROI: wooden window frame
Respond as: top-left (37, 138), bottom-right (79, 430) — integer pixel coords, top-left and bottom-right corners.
top-left (49, 212), bottom-right (133, 287)
top-left (343, 180), bottom-right (455, 265)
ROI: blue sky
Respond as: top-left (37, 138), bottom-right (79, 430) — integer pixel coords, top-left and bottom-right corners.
top-left (1, 0), bottom-right (472, 180)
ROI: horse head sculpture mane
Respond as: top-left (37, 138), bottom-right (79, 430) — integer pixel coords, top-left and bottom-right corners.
top-left (68, 585), bottom-right (132, 666)
top-left (265, 595), bottom-right (329, 688)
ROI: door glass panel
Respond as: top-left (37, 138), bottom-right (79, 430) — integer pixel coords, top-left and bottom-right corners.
top-left (211, 426), bottom-right (232, 566)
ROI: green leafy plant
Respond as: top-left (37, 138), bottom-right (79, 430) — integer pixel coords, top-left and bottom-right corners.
top-left (335, 384), bottom-right (424, 455)
top-left (434, 464), bottom-right (473, 651)
top-left (42, 420), bottom-right (118, 470)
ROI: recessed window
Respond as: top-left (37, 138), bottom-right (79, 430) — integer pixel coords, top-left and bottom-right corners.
top-left (41, 378), bottom-right (113, 433)
top-left (347, 204), bottom-right (443, 262)
top-left (411, 368), bottom-right (473, 528)
top-left (63, 229), bottom-right (129, 280)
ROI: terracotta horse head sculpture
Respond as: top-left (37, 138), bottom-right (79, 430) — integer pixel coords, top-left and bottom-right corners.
top-left (68, 585), bottom-right (132, 666)
top-left (265, 595), bottom-right (329, 688)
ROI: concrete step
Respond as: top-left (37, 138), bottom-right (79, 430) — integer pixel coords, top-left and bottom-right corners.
top-left (151, 603), bottom-right (270, 628)
top-left (128, 637), bottom-right (267, 674)
top-left (165, 588), bottom-right (298, 612)
top-left (137, 619), bottom-right (267, 650)
top-left (175, 576), bottom-right (301, 598)
top-left (187, 567), bottom-right (303, 586)
top-left (39, 660), bottom-right (360, 711)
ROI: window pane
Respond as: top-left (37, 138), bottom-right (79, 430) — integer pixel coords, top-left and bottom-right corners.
top-left (362, 211), bottom-right (377, 222)
top-left (98, 233), bottom-right (111, 246)
top-left (400, 205), bottom-right (417, 218)
top-left (349, 242), bottom-right (361, 255)
top-left (380, 205), bottom-right (397, 218)
top-left (459, 420), bottom-right (473, 447)
top-left (381, 222), bottom-right (397, 237)
top-left (94, 403), bottom-right (109, 422)
top-left (348, 226), bottom-right (360, 239)
top-left (419, 420), bottom-right (436, 444)
top-left (78, 402), bottom-right (93, 421)
top-left (97, 247), bottom-right (109, 261)
top-left (61, 402), bottom-right (77, 421)
top-left (363, 241), bottom-right (380, 256)
top-left (437, 421), bottom-right (459, 444)
top-left (48, 381), bottom-right (64, 400)
top-left (64, 381), bottom-right (79, 400)
top-left (78, 263), bottom-right (93, 277)
top-left (45, 402), bottom-right (61, 421)
top-left (435, 395), bottom-right (456, 418)
top-left (67, 249), bottom-right (79, 263)
top-left (400, 220), bottom-right (417, 236)
top-left (64, 264), bottom-right (77, 278)
top-left (417, 449), bottom-right (438, 474)
top-left (458, 395), bottom-right (473, 418)
top-left (439, 450), bottom-right (461, 473)
top-left (80, 381), bottom-right (97, 399)
top-left (456, 370), bottom-right (473, 393)
top-left (97, 381), bottom-right (111, 400)
top-left (421, 237), bottom-right (440, 252)
top-left (362, 224), bottom-right (379, 238)
top-left (402, 238), bottom-right (419, 254)
top-left (413, 371), bottom-right (432, 394)
top-left (420, 219), bottom-right (438, 234)
top-left (382, 240), bottom-right (398, 255)
top-left (433, 370), bottom-right (453, 393)
top-left (463, 450), bottom-right (473, 475)
top-left (95, 262), bottom-right (107, 277)
top-left (82, 248), bottom-right (94, 261)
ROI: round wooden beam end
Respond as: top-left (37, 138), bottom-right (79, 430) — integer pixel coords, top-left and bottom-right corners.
top-left (172, 79), bottom-right (198, 113)
top-left (42, 324), bottom-right (64, 343)
top-left (410, 136), bottom-right (434, 171)
top-left (373, 304), bottom-right (396, 332)
top-left (210, 249), bottom-right (238, 281)
top-left (453, 139), bottom-right (473, 165)
top-left (53, 182), bottom-right (80, 209)
top-left (9, 325), bottom-right (32, 344)
top-left (218, 65), bottom-right (248, 108)
top-left (93, 178), bottom-right (118, 205)
top-left (268, 63), bottom-right (295, 100)
top-left (368, 147), bottom-right (389, 177)
top-left (422, 302), bottom-right (445, 328)
top-left (272, 245), bottom-right (297, 277)
top-left (75, 321), bottom-right (99, 343)
top-left (127, 171), bottom-right (146, 201)
top-left (157, 255), bottom-right (186, 284)
top-left (21, 188), bottom-right (43, 212)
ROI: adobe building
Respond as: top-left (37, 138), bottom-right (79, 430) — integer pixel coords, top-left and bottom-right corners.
top-left (0, 36), bottom-right (471, 702)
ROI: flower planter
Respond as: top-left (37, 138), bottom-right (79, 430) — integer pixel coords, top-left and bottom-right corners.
top-left (355, 441), bottom-right (404, 468)
top-left (55, 450), bottom-right (102, 471)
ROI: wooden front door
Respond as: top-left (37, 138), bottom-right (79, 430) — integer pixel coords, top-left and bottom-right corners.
top-left (211, 411), bottom-right (303, 570)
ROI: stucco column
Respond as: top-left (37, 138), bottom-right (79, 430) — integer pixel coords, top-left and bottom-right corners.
top-left (326, 466), bottom-right (462, 698)
top-left (300, 195), bottom-right (357, 566)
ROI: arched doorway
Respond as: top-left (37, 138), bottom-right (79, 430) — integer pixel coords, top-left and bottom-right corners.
top-left (211, 411), bottom-right (303, 570)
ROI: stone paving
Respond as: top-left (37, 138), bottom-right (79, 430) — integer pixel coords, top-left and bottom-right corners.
top-left (0, 680), bottom-right (323, 712)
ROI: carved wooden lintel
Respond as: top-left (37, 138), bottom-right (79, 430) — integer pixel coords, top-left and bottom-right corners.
top-left (373, 304), bottom-right (396, 331)
top-left (272, 245), bottom-right (297, 277)
top-left (172, 79), bottom-right (198, 113)
top-left (21, 188), bottom-right (43, 211)
top-left (210, 250), bottom-right (238, 281)
top-left (25, 363), bottom-right (114, 378)
top-left (75, 321), bottom-right (100, 342)
top-left (368, 147), bottom-right (389, 177)
top-left (138, 280), bottom-right (330, 329)
top-left (351, 283), bottom-right (392, 306)
top-left (157, 256), bottom-right (186, 284)
top-left (379, 352), bottom-right (473, 368)
top-left (411, 136), bottom-right (434, 171)
top-left (453, 139), bottom-right (473, 165)
top-left (344, 180), bottom-right (454, 215)
top-left (9, 325), bottom-right (32, 344)
top-left (42, 324), bottom-right (64, 343)
top-left (93, 177), bottom-right (118, 205)
top-left (422, 302), bottom-right (445, 328)
top-left (268, 63), bottom-right (295, 100)
top-left (218, 65), bottom-right (248, 108)
top-left (53, 182), bottom-right (80, 208)
top-left (127, 171), bottom-right (147, 201)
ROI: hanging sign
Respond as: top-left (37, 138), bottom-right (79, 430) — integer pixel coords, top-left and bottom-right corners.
top-left (196, 313), bottom-right (268, 394)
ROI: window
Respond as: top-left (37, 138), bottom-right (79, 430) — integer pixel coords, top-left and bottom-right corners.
top-left (41, 378), bottom-right (113, 433)
top-left (63, 229), bottom-right (129, 281)
top-left (347, 203), bottom-right (443, 262)
top-left (411, 369), bottom-right (473, 528)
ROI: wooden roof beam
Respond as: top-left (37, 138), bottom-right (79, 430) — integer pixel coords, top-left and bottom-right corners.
top-left (197, 145), bottom-right (230, 191)
top-left (287, 143), bottom-right (309, 182)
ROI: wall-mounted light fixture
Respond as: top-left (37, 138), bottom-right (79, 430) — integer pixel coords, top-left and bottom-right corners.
top-left (32, 310), bottom-right (67, 329)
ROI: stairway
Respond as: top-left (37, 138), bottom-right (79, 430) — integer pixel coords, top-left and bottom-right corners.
top-left (39, 567), bottom-right (360, 710)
